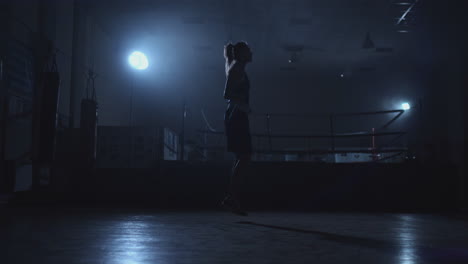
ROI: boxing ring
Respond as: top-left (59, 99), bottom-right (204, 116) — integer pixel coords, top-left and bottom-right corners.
top-left (198, 109), bottom-right (409, 163)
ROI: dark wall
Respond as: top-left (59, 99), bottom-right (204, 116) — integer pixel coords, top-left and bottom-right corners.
top-left (19, 161), bottom-right (457, 212)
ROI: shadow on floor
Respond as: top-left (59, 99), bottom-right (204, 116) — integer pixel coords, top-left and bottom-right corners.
top-left (237, 221), bottom-right (397, 250)
top-left (237, 221), bottom-right (468, 264)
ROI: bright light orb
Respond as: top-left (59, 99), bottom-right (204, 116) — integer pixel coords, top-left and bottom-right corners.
top-left (402, 102), bottom-right (411, 110)
top-left (128, 51), bottom-right (149, 70)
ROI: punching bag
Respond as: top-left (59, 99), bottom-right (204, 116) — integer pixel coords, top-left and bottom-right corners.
top-left (80, 99), bottom-right (97, 166)
top-left (79, 70), bottom-right (98, 167)
top-left (32, 70), bottom-right (60, 163)
top-left (31, 47), bottom-right (60, 188)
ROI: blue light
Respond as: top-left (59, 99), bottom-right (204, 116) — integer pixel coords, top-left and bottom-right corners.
top-left (128, 51), bottom-right (149, 70)
top-left (402, 103), bottom-right (411, 110)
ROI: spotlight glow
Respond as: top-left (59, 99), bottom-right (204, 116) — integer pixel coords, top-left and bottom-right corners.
top-left (128, 51), bottom-right (149, 70)
top-left (402, 102), bottom-right (411, 110)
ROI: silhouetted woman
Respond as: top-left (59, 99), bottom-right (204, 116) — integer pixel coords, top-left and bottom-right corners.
top-left (221, 42), bottom-right (253, 216)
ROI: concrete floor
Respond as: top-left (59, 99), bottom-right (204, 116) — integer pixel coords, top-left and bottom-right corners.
top-left (1, 208), bottom-right (468, 264)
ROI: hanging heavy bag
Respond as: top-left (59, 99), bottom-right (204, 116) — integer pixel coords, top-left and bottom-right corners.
top-left (80, 98), bottom-right (97, 165)
top-left (79, 70), bottom-right (98, 167)
top-left (32, 45), bottom-right (60, 164)
top-left (32, 71), bottom-right (60, 163)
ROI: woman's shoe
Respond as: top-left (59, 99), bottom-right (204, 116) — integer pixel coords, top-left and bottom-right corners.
top-left (221, 195), bottom-right (248, 216)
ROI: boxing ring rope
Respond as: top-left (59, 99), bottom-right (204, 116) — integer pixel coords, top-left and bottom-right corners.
top-left (198, 109), bottom-right (408, 163)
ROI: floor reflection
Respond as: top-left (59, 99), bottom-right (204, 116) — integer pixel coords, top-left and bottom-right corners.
top-left (398, 215), bottom-right (417, 264)
top-left (104, 216), bottom-right (166, 264)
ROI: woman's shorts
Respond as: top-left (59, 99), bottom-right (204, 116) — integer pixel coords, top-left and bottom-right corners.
top-left (224, 107), bottom-right (252, 155)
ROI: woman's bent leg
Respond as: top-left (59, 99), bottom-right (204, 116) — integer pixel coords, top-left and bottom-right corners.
top-left (229, 154), bottom-right (251, 205)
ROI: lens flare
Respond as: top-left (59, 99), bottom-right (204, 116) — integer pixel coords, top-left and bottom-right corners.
top-left (402, 103), bottom-right (411, 110)
top-left (128, 51), bottom-right (149, 70)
